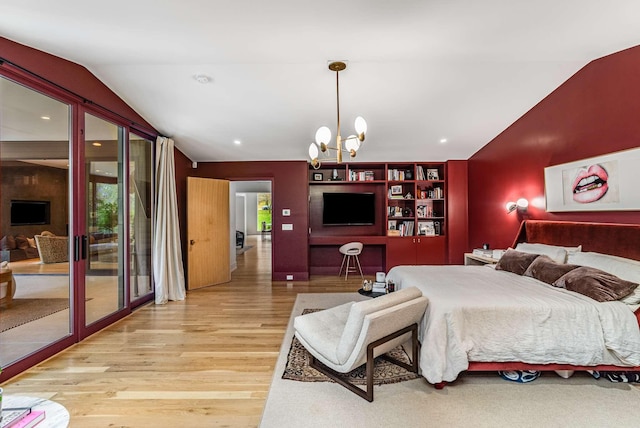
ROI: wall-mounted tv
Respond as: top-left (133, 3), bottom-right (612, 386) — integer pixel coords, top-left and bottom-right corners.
top-left (10, 200), bottom-right (51, 226)
top-left (322, 192), bottom-right (375, 226)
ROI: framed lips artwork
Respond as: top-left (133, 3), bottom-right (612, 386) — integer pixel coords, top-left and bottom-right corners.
top-left (544, 147), bottom-right (640, 212)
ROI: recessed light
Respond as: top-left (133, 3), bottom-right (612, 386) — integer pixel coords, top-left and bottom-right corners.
top-left (439, 138), bottom-right (448, 144)
top-left (40, 116), bottom-right (50, 120)
top-left (194, 74), bottom-right (212, 84)
top-left (92, 142), bottom-right (102, 147)
top-left (233, 140), bottom-right (241, 145)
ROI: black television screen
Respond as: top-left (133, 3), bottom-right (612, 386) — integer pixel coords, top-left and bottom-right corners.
top-left (10, 200), bottom-right (51, 226)
top-left (322, 192), bottom-right (375, 226)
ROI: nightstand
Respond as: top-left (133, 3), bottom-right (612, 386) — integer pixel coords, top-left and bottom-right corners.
top-left (464, 253), bottom-right (499, 266)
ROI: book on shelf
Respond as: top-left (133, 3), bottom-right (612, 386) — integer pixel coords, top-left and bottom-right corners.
top-left (416, 165), bottom-right (426, 180)
top-left (419, 187), bottom-right (444, 199)
top-left (418, 221), bottom-right (435, 236)
top-left (1, 408), bottom-right (31, 428)
top-left (387, 169), bottom-right (408, 181)
top-left (349, 170), bottom-right (376, 181)
top-left (11, 410), bottom-right (45, 428)
top-left (398, 221), bottom-right (414, 236)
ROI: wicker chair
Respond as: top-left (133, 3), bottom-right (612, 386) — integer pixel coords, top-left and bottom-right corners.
top-left (34, 234), bottom-right (69, 263)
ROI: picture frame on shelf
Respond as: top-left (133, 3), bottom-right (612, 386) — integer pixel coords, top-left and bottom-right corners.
top-left (426, 169), bottom-right (439, 180)
top-left (388, 220), bottom-right (397, 230)
top-left (390, 185), bottom-right (403, 195)
top-left (313, 172), bottom-right (323, 181)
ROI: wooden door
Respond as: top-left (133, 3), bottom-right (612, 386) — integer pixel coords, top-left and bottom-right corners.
top-left (187, 177), bottom-right (230, 289)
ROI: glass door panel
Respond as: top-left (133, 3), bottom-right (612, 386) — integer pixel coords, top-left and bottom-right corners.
top-left (129, 133), bottom-right (153, 301)
top-left (84, 113), bottom-right (125, 325)
top-left (0, 76), bottom-right (72, 367)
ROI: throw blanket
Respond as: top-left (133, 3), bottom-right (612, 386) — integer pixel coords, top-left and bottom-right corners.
top-left (386, 265), bottom-right (640, 384)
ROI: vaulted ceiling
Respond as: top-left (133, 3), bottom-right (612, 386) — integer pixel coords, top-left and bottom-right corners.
top-left (1, 1), bottom-right (638, 163)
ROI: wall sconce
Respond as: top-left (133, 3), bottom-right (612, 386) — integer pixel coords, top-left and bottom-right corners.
top-left (506, 198), bottom-right (529, 214)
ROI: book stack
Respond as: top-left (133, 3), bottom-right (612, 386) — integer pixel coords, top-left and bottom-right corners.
top-left (472, 248), bottom-right (494, 258)
top-left (372, 282), bottom-right (387, 293)
top-left (0, 407), bottom-right (46, 428)
top-left (349, 171), bottom-right (375, 181)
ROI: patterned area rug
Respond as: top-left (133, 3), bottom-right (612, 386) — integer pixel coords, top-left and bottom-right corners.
top-left (282, 309), bottom-right (420, 385)
top-left (0, 298), bottom-right (70, 332)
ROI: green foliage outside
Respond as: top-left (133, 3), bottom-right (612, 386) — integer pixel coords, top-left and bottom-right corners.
top-left (257, 192), bottom-right (272, 231)
top-left (96, 183), bottom-right (119, 233)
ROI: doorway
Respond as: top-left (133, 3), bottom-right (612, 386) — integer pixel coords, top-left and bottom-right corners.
top-left (231, 181), bottom-right (272, 274)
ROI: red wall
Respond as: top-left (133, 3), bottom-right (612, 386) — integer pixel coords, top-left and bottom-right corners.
top-left (468, 46), bottom-right (640, 250)
top-left (185, 160), bottom-right (310, 281)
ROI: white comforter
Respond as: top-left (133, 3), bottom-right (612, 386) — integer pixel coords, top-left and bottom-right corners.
top-left (386, 265), bottom-right (640, 384)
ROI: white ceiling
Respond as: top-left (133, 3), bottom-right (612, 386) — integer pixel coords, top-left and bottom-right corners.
top-left (1, 1), bottom-right (639, 163)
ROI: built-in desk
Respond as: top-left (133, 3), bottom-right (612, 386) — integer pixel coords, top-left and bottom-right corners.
top-left (309, 236), bottom-right (387, 276)
top-left (309, 236), bottom-right (388, 246)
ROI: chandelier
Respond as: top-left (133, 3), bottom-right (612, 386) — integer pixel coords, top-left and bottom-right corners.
top-left (308, 61), bottom-right (367, 169)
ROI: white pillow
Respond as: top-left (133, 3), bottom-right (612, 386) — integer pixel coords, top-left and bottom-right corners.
top-left (567, 252), bottom-right (640, 304)
top-left (514, 243), bottom-right (570, 264)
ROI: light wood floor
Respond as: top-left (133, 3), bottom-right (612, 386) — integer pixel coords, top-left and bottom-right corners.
top-left (1, 235), bottom-right (365, 427)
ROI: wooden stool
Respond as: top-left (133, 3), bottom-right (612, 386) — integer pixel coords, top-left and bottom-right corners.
top-left (0, 268), bottom-right (15, 307)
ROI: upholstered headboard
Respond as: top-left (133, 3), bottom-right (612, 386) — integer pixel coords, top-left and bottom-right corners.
top-left (512, 220), bottom-right (640, 262)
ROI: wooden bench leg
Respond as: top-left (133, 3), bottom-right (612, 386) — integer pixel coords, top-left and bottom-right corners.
top-left (309, 323), bottom-right (420, 402)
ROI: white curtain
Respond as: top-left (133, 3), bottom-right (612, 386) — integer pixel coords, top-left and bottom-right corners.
top-left (153, 136), bottom-right (186, 304)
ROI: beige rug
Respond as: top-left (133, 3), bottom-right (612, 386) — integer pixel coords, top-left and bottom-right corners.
top-left (0, 298), bottom-right (69, 332)
top-left (282, 309), bottom-right (419, 385)
top-left (260, 292), bottom-right (640, 428)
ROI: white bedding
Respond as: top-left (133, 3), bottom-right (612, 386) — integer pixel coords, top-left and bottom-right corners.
top-left (386, 265), bottom-right (640, 384)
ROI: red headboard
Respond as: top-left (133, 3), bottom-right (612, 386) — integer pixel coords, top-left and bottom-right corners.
top-left (512, 220), bottom-right (640, 262)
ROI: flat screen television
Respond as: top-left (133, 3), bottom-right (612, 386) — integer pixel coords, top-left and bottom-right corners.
top-left (322, 192), bottom-right (375, 226)
top-left (10, 200), bottom-right (51, 226)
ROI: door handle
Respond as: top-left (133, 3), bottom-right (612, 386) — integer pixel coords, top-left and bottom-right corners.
top-left (81, 235), bottom-right (88, 259)
top-left (190, 239), bottom-right (195, 245)
top-left (74, 236), bottom-right (80, 261)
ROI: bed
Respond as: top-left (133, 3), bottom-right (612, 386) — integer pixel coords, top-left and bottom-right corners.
top-left (385, 220), bottom-right (640, 387)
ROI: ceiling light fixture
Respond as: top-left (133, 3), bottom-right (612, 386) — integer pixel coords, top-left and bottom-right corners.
top-left (233, 139), bottom-right (241, 145)
top-left (40, 116), bottom-right (51, 120)
top-left (308, 61), bottom-right (367, 169)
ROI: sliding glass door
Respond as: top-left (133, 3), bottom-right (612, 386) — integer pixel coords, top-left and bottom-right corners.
top-left (0, 72), bottom-right (154, 377)
top-left (129, 133), bottom-right (154, 302)
top-left (84, 113), bottom-right (126, 325)
top-left (0, 76), bottom-right (72, 368)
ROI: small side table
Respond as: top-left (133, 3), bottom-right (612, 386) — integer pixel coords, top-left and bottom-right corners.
top-left (464, 253), bottom-right (499, 266)
top-left (2, 395), bottom-right (70, 427)
top-left (358, 288), bottom-right (387, 298)
top-left (0, 268), bottom-right (15, 307)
